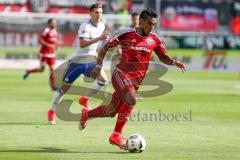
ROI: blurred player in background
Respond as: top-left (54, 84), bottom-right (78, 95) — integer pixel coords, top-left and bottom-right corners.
top-left (117, 12), bottom-right (139, 54)
top-left (23, 18), bottom-right (58, 91)
top-left (48, 3), bottom-right (108, 124)
top-left (119, 12), bottom-right (139, 31)
top-left (79, 8), bottom-right (186, 149)
top-left (110, 12), bottom-right (140, 79)
top-left (77, 3), bottom-right (109, 109)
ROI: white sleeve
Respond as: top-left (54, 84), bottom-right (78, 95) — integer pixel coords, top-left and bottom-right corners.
top-left (42, 28), bottom-right (49, 36)
top-left (78, 23), bottom-right (90, 39)
top-left (102, 23), bottom-right (106, 32)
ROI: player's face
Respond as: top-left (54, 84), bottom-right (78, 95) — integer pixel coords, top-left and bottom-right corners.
top-left (49, 20), bottom-right (57, 29)
top-left (131, 15), bottom-right (139, 27)
top-left (140, 16), bottom-right (156, 35)
top-left (90, 8), bottom-right (103, 23)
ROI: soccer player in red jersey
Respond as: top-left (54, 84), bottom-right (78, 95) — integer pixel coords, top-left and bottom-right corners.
top-left (23, 18), bottom-right (58, 91)
top-left (79, 8), bottom-right (186, 149)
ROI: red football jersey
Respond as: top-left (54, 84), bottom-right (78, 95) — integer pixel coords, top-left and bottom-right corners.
top-left (39, 27), bottom-right (57, 56)
top-left (108, 29), bottom-right (167, 85)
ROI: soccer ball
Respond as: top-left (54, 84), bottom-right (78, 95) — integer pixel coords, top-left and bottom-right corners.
top-left (126, 134), bottom-right (146, 153)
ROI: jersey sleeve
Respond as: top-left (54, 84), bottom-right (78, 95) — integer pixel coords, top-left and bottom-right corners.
top-left (41, 28), bottom-right (49, 37)
top-left (78, 23), bottom-right (90, 40)
top-left (106, 32), bottom-right (122, 49)
top-left (106, 30), bottom-right (127, 49)
top-left (101, 22), bottom-right (106, 32)
top-left (154, 36), bottom-right (167, 56)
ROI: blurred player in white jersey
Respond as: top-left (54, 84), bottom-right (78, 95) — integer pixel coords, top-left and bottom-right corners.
top-left (47, 3), bottom-right (108, 124)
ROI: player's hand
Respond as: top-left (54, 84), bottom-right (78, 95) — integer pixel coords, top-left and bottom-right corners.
top-left (175, 60), bottom-right (186, 73)
top-left (55, 45), bottom-right (60, 51)
top-left (47, 44), bottom-right (55, 50)
top-left (98, 33), bottom-right (109, 41)
top-left (91, 67), bottom-right (101, 79)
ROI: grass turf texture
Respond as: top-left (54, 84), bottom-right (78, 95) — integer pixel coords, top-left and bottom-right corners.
top-left (0, 69), bottom-right (239, 160)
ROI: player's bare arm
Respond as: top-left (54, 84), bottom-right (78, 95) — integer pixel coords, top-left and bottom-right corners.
top-left (54, 39), bottom-right (61, 51)
top-left (91, 43), bottom-right (109, 78)
top-left (91, 32), bottom-right (120, 78)
top-left (79, 32), bottom-right (108, 48)
top-left (157, 54), bottom-right (186, 73)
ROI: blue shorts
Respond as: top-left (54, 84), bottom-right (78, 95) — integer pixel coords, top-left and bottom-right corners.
top-left (63, 62), bottom-right (96, 84)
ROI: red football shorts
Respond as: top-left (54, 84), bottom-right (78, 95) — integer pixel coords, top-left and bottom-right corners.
top-left (111, 69), bottom-right (139, 99)
top-left (39, 54), bottom-right (56, 67)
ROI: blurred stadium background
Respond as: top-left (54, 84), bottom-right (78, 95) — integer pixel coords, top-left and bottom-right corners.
top-left (0, 0), bottom-right (239, 160)
top-left (0, 0), bottom-right (239, 69)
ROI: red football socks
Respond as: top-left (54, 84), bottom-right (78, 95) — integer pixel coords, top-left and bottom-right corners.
top-left (49, 72), bottom-right (55, 89)
top-left (27, 68), bottom-right (42, 73)
top-left (114, 103), bottom-right (133, 134)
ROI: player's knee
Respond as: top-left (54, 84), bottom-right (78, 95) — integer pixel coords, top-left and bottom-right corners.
top-left (49, 67), bottom-right (54, 72)
top-left (130, 98), bottom-right (137, 106)
top-left (106, 112), bottom-right (117, 118)
top-left (40, 66), bottom-right (45, 72)
top-left (97, 75), bottom-right (107, 82)
top-left (104, 106), bottom-right (117, 118)
top-left (97, 80), bottom-right (106, 87)
top-left (124, 92), bottom-right (138, 106)
top-left (125, 96), bottom-right (137, 106)
top-left (60, 84), bottom-right (70, 93)
top-left (98, 72), bottom-right (108, 83)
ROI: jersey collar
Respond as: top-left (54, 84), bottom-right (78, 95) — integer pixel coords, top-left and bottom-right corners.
top-left (89, 19), bottom-right (98, 27)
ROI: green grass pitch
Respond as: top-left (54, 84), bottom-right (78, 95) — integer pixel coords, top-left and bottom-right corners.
top-left (0, 68), bottom-right (239, 160)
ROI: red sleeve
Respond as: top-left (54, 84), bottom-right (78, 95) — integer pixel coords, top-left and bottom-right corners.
top-left (154, 36), bottom-right (167, 56)
top-left (106, 32), bottom-right (125, 49)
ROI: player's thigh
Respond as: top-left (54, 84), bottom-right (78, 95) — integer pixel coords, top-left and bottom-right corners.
top-left (46, 57), bottom-right (56, 69)
top-left (124, 90), bottom-right (138, 106)
top-left (111, 70), bottom-right (137, 106)
top-left (63, 62), bottom-right (85, 84)
top-left (39, 57), bottom-right (47, 69)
